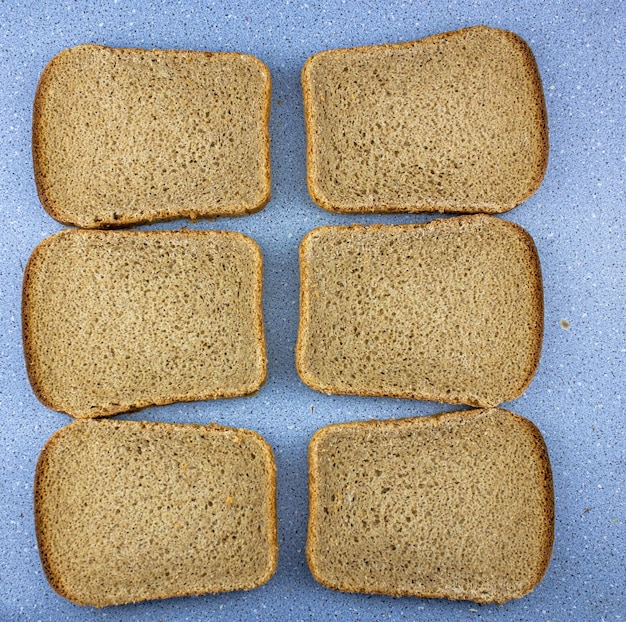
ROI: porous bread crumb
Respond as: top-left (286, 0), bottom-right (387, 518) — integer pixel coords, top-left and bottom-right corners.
top-left (302, 26), bottom-right (548, 213)
top-left (33, 45), bottom-right (271, 228)
top-left (22, 229), bottom-right (266, 418)
top-left (35, 419), bottom-right (278, 607)
top-left (307, 408), bottom-right (554, 603)
top-left (296, 214), bottom-right (543, 407)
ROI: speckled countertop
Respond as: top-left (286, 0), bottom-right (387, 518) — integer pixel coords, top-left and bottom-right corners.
top-left (0, 1), bottom-right (623, 621)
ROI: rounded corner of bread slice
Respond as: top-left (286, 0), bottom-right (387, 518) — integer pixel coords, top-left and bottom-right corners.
top-left (294, 343), bottom-right (323, 396)
top-left (233, 228), bottom-right (265, 259)
top-left (235, 51), bottom-right (272, 79)
top-left (298, 224), bottom-right (332, 253)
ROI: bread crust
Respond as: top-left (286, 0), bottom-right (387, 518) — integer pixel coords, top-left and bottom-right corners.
top-left (306, 408), bottom-right (554, 603)
top-left (22, 229), bottom-right (267, 418)
top-left (296, 214), bottom-right (543, 407)
top-left (34, 419), bottom-right (278, 606)
top-left (302, 25), bottom-right (549, 214)
top-left (33, 45), bottom-right (271, 228)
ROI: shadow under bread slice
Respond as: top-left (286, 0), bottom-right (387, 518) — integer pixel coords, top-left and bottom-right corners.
top-left (307, 408), bottom-right (554, 604)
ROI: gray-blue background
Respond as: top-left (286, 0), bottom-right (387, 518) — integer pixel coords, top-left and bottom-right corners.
top-left (0, 1), bottom-right (623, 620)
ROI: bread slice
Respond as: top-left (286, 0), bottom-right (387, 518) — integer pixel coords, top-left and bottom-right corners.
top-left (296, 215), bottom-right (543, 407)
top-left (302, 26), bottom-right (548, 213)
top-left (33, 45), bottom-right (271, 228)
top-left (307, 408), bottom-right (554, 604)
top-left (22, 229), bottom-right (266, 418)
top-left (35, 419), bottom-right (278, 607)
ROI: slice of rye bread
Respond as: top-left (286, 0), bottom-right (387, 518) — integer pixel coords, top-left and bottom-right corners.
top-left (296, 215), bottom-right (543, 407)
top-left (33, 45), bottom-right (271, 228)
top-left (307, 408), bottom-right (554, 604)
top-left (302, 25), bottom-right (548, 213)
top-left (34, 419), bottom-right (278, 607)
top-left (22, 229), bottom-right (266, 418)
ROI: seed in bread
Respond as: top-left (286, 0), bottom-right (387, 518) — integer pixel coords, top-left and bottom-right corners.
top-left (22, 229), bottom-right (266, 418)
top-left (296, 215), bottom-right (543, 407)
top-left (302, 26), bottom-right (548, 213)
top-left (307, 408), bottom-right (554, 603)
top-left (35, 419), bottom-right (278, 607)
top-left (33, 45), bottom-right (271, 228)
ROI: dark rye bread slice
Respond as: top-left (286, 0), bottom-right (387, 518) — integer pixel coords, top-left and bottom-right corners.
top-left (307, 408), bottom-right (554, 604)
top-left (35, 419), bottom-right (278, 607)
top-left (33, 45), bottom-right (271, 228)
top-left (22, 229), bottom-right (266, 418)
top-left (296, 215), bottom-right (543, 407)
top-left (302, 25), bottom-right (548, 213)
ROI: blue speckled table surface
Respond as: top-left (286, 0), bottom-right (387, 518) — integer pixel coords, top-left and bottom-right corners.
top-left (0, 1), bottom-right (623, 620)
